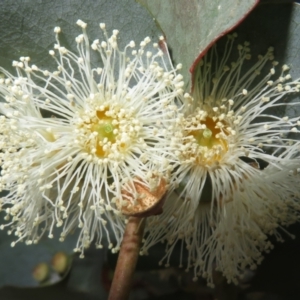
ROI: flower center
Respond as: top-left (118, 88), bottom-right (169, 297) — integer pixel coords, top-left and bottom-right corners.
top-left (90, 110), bottom-right (118, 157)
top-left (76, 104), bottom-right (141, 160)
top-left (190, 117), bottom-right (227, 149)
top-left (186, 117), bottom-right (229, 165)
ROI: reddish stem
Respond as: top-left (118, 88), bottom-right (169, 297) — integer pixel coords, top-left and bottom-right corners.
top-left (108, 217), bottom-right (145, 300)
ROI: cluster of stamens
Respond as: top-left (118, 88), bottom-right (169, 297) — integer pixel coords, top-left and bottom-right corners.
top-left (74, 99), bottom-right (142, 161)
top-left (179, 110), bottom-right (229, 165)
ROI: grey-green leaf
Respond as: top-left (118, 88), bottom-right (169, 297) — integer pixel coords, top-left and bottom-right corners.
top-left (0, 0), bottom-right (163, 72)
top-left (137, 0), bottom-right (259, 88)
top-left (233, 2), bottom-right (300, 118)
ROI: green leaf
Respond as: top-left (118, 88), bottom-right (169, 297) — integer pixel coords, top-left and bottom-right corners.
top-left (233, 2), bottom-right (300, 117)
top-left (0, 226), bottom-right (107, 298)
top-left (234, 2), bottom-right (300, 70)
top-left (0, 225), bottom-right (77, 287)
top-left (137, 0), bottom-right (259, 87)
top-left (0, 0), bottom-right (163, 72)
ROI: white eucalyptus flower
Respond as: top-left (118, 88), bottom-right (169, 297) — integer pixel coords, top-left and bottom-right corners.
top-left (142, 33), bottom-right (300, 286)
top-left (0, 20), bottom-right (183, 255)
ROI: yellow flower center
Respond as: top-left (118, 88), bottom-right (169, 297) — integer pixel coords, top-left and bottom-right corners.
top-left (186, 117), bottom-right (228, 165)
top-left (90, 110), bottom-right (118, 157)
top-left (76, 104), bottom-right (140, 159)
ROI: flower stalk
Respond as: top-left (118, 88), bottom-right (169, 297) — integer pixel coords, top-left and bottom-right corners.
top-left (108, 217), bottom-right (145, 300)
